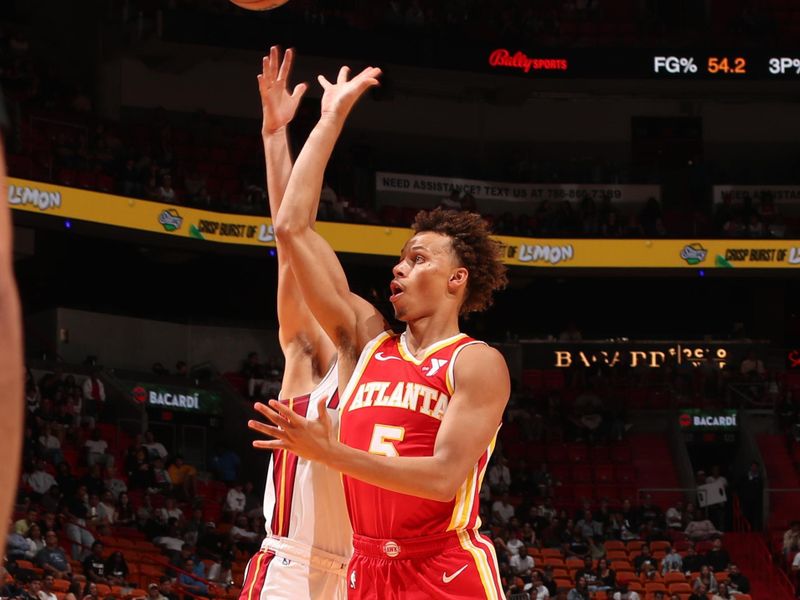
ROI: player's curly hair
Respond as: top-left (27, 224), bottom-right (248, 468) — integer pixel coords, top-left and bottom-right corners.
top-left (412, 208), bottom-right (508, 315)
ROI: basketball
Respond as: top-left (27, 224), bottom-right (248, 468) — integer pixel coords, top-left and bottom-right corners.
top-left (229, 0), bottom-right (290, 10)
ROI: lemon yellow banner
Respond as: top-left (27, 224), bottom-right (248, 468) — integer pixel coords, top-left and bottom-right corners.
top-left (8, 178), bottom-right (800, 268)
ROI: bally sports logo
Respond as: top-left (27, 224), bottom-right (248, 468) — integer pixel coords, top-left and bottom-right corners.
top-left (159, 209), bottom-right (183, 232)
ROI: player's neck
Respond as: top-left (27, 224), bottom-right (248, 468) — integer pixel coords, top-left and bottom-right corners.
top-left (402, 315), bottom-right (460, 358)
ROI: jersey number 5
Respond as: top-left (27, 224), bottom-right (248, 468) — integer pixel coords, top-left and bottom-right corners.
top-left (368, 424), bottom-right (405, 457)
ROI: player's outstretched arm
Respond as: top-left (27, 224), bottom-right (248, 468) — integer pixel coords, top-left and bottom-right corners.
top-left (249, 344), bottom-right (510, 502)
top-left (273, 66), bottom-right (385, 363)
top-left (259, 46), bottom-right (334, 380)
top-left (0, 131), bottom-right (24, 553)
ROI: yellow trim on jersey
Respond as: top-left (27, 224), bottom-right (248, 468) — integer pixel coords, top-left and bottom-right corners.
top-left (337, 331), bottom-right (393, 419)
top-left (444, 340), bottom-right (486, 396)
top-left (471, 531), bottom-right (504, 597)
top-left (456, 530), bottom-right (500, 600)
top-left (447, 432), bottom-right (497, 531)
top-left (245, 551), bottom-right (265, 600)
top-left (396, 332), bottom-right (467, 365)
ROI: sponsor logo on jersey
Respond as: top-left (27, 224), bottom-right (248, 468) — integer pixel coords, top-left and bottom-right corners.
top-left (422, 358), bottom-right (448, 377)
top-left (374, 352), bottom-right (402, 362)
top-left (348, 381), bottom-right (449, 421)
top-left (442, 564), bottom-right (468, 584)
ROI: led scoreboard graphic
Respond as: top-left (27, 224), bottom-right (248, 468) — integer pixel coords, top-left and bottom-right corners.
top-left (486, 48), bottom-right (800, 79)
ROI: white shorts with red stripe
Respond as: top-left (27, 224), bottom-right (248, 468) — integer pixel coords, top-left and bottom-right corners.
top-left (239, 536), bottom-right (348, 600)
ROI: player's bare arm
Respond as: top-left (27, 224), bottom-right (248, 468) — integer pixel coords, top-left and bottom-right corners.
top-left (249, 343), bottom-right (510, 501)
top-left (0, 131), bottom-right (24, 553)
top-left (259, 46), bottom-right (335, 392)
top-left (273, 65), bottom-right (386, 373)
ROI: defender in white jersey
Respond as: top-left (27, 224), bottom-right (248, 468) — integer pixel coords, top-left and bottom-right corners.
top-left (239, 47), bottom-right (355, 600)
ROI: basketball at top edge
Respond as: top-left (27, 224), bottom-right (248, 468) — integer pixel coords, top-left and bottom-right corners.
top-left (229, 0), bottom-right (290, 11)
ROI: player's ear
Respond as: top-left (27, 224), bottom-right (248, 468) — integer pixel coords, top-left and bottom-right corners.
top-left (448, 267), bottom-right (468, 293)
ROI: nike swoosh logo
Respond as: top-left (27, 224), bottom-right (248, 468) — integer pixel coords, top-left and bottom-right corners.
top-left (374, 352), bottom-right (402, 362)
top-left (442, 564), bottom-right (468, 584)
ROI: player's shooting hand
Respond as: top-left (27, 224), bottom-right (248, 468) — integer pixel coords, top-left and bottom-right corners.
top-left (249, 398), bottom-right (334, 463)
top-left (318, 66), bottom-right (381, 122)
top-left (258, 46), bottom-right (308, 136)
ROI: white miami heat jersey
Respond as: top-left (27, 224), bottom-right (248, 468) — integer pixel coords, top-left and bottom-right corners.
top-left (261, 362), bottom-right (352, 561)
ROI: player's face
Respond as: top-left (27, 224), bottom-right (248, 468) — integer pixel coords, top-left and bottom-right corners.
top-left (390, 232), bottom-right (461, 321)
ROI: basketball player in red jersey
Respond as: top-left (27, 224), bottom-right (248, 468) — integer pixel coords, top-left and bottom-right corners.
top-left (248, 65), bottom-right (510, 599)
top-left (0, 84), bottom-right (24, 556)
top-left (239, 47), bottom-right (371, 600)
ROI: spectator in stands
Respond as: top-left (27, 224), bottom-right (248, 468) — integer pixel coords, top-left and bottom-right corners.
top-left (146, 583), bottom-right (166, 600)
top-left (706, 537), bottom-right (730, 573)
top-left (142, 431), bottom-right (168, 461)
top-left (611, 580), bottom-right (640, 600)
top-left (96, 491), bottom-right (116, 525)
top-left (103, 465), bottom-right (127, 500)
top-left (661, 545), bottom-right (683, 574)
top-left (487, 456), bottom-right (511, 494)
top-left (682, 543), bottom-right (706, 573)
top-left (26, 523), bottom-right (46, 557)
top-left (529, 571), bottom-right (549, 600)
top-left (577, 510), bottom-right (602, 539)
top-left (105, 551), bottom-right (129, 587)
top-left (38, 424), bottom-right (63, 465)
top-left (40, 513), bottom-right (61, 537)
top-left (568, 575), bottom-right (590, 600)
top-left (0, 566), bottom-right (25, 599)
top-left (81, 371), bottom-right (105, 426)
top-left (27, 579), bottom-right (44, 600)
top-left (82, 541), bottom-right (109, 584)
top-left (633, 545), bottom-right (655, 574)
top-left (230, 515), bottom-right (259, 554)
top-left (157, 174), bottom-right (176, 204)
top-left (55, 462), bottom-right (78, 498)
top-left (574, 556), bottom-right (598, 590)
top-left (223, 482), bottom-right (246, 520)
top-left (693, 565), bottom-right (718, 593)
top-left (40, 485), bottom-right (61, 515)
top-left (38, 576), bottom-right (57, 600)
top-left (83, 581), bottom-right (100, 600)
top-left (177, 559), bottom-right (208, 597)
top-left (127, 447), bottom-right (153, 490)
top-left (685, 512), bottom-right (722, 541)
top-left (726, 563), bottom-right (749, 594)
top-left (206, 558), bottom-right (233, 589)
top-left (157, 577), bottom-right (179, 600)
top-left (63, 485), bottom-right (95, 560)
top-left (35, 531), bottom-right (71, 579)
top-left (157, 497), bottom-right (184, 526)
top-left (15, 509), bottom-right (39, 535)
top-left (784, 521), bottom-right (800, 560)
top-left (154, 519), bottom-right (185, 553)
top-left (7, 521), bottom-right (34, 559)
top-left (665, 500), bottom-right (684, 530)
top-left (210, 445), bottom-right (240, 484)
top-left (83, 465), bottom-right (105, 497)
top-left (242, 352), bottom-right (268, 398)
top-left (711, 582), bottom-right (731, 600)
top-left (84, 430), bottom-right (111, 469)
top-left (114, 492), bottom-right (135, 527)
top-left (509, 545), bottom-right (535, 580)
top-left (737, 460), bottom-right (763, 529)
top-left (150, 457), bottom-right (172, 493)
top-left (594, 558), bottom-right (615, 591)
top-left (25, 460), bottom-right (57, 500)
top-left (492, 492), bottom-right (515, 525)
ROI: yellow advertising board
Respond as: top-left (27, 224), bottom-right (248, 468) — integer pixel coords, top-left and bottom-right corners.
top-left (8, 178), bottom-right (800, 268)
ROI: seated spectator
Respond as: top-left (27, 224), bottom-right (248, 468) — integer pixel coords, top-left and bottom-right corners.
top-left (15, 509), bottom-right (39, 536)
top-left (83, 582), bottom-right (100, 600)
top-left (97, 491), bottom-right (117, 525)
top-left (38, 576), bottom-right (57, 600)
top-left (115, 492), bottom-right (136, 527)
top-left (7, 521), bottom-right (34, 559)
top-left (142, 431), bottom-right (168, 461)
top-left (25, 460), bottom-right (57, 500)
top-left (40, 485), bottom-right (62, 515)
top-left (575, 556), bottom-right (598, 590)
top-left (146, 583), bottom-right (166, 600)
top-left (0, 566), bottom-right (25, 599)
top-left (633, 545), bottom-right (655, 574)
top-left (242, 352), bottom-right (268, 398)
top-left (157, 174), bottom-right (176, 204)
top-left (105, 551), bottom-right (130, 587)
top-left (26, 523), bottom-right (46, 557)
top-left (612, 580), bottom-right (640, 600)
top-left (127, 447), bottom-right (154, 490)
top-left (158, 578), bottom-right (179, 600)
top-left (661, 545), bottom-right (683, 574)
top-left (487, 456), bottom-right (511, 494)
top-left (693, 565), bottom-right (718, 593)
top-left (55, 462), bottom-right (78, 498)
top-left (540, 565), bottom-right (558, 597)
top-left (63, 485), bottom-right (95, 560)
top-left (157, 497), bottom-right (184, 526)
top-left (104, 465), bottom-right (127, 499)
top-left (594, 558), bottom-right (615, 590)
top-left (177, 559), bottom-right (208, 597)
top-left (210, 445), bottom-right (240, 484)
top-left (781, 521), bottom-right (800, 560)
top-left (83, 465), bottom-right (105, 496)
top-left (577, 510), bottom-right (602, 539)
top-left (710, 582), bottom-right (731, 600)
top-left (150, 457), bottom-right (172, 492)
top-left (154, 519), bottom-right (185, 553)
top-left (38, 424), bottom-right (63, 466)
top-left (64, 581), bottom-right (82, 600)
top-left (665, 500), bottom-right (684, 530)
top-left (726, 563), bottom-right (749, 594)
top-left (230, 515), bottom-right (259, 554)
top-left (224, 482), bottom-right (246, 519)
top-left (492, 492), bottom-right (515, 525)
top-left (706, 537), bottom-right (730, 573)
top-left (206, 559), bottom-right (233, 589)
top-left (35, 531), bottom-right (72, 579)
top-left (84, 430), bottom-right (111, 469)
top-left (83, 541), bottom-right (109, 584)
top-left (681, 543), bottom-right (705, 573)
top-left (567, 575), bottom-right (591, 600)
top-left (685, 515), bottom-right (722, 541)
top-left (509, 545), bottom-right (535, 579)
top-left (81, 371), bottom-right (105, 427)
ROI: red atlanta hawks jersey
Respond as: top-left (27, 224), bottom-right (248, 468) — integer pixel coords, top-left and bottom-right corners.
top-left (338, 331), bottom-right (497, 539)
top-left (262, 362), bottom-right (353, 560)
